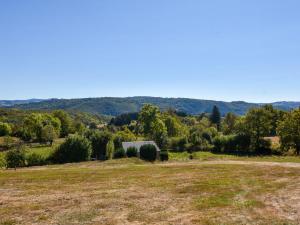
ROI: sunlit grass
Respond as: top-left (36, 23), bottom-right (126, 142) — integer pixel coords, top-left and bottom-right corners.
top-left (0, 159), bottom-right (299, 224)
top-left (169, 151), bottom-right (300, 163)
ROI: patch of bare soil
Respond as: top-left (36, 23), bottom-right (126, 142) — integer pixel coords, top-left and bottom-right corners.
top-left (263, 176), bottom-right (300, 223)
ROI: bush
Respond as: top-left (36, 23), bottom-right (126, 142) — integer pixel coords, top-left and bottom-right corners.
top-left (140, 144), bottom-right (157, 161)
top-left (5, 146), bottom-right (26, 168)
top-left (213, 135), bottom-right (236, 153)
top-left (168, 137), bottom-right (188, 152)
top-left (114, 148), bottom-right (126, 159)
top-left (26, 153), bottom-right (48, 167)
top-left (160, 150), bottom-right (169, 161)
top-left (256, 139), bottom-right (272, 155)
top-left (126, 146), bottom-right (137, 157)
top-left (213, 134), bottom-right (251, 154)
top-left (0, 122), bottom-right (12, 136)
top-left (52, 135), bottom-right (92, 163)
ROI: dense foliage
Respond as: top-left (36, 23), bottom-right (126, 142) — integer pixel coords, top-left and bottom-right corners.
top-left (5, 146), bottom-right (26, 168)
top-left (0, 122), bottom-right (12, 136)
top-left (140, 144), bottom-right (157, 161)
top-left (113, 148), bottom-right (126, 159)
top-left (52, 135), bottom-right (92, 163)
top-left (1, 102), bottom-right (300, 168)
top-left (126, 146), bottom-right (138, 157)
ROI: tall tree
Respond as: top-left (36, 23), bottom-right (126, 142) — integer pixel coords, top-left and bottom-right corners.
top-left (222, 112), bottom-right (238, 135)
top-left (210, 105), bottom-right (221, 130)
top-left (53, 110), bottom-right (72, 137)
top-left (262, 105), bottom-right (285, 136)
top-left (244, 108), bottom-right (272, 152)
top-left (277, 109), bottom-right (300, 155)
top-left (138, 104), bottom-right (160, 136)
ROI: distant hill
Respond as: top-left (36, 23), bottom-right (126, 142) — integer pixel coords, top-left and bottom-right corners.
top-left (0, 99), bottom-right (44, 107)
top-left (5, 97), bottom-right (300, 116)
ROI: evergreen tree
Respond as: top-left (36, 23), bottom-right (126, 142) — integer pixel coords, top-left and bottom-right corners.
top-left (210, 105), bottom-right (221, 130)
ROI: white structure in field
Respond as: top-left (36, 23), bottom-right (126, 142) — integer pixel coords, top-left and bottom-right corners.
top-left (122, 141), bottom-right (160, 159)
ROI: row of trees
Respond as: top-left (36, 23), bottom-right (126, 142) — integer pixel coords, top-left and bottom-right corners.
top-left (135, 104), bottom-right (300, 155)
top-left (0, 110), bottom-right (97, 147)
top-left (1, 103), bottom-right (300, 169)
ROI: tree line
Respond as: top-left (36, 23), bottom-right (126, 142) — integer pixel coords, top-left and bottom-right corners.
top-left (1, 103), bottom-right (300, 168)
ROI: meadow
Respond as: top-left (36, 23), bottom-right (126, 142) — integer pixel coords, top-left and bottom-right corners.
top-left (0, 158), bottom-right (299, 225)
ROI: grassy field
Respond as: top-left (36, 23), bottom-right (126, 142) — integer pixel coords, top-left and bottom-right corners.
top-left (169, 151), bottom-right (300, 163)
top-left (0, 139), bottom-right (65, 168)
top-left (0, 158), bottom-right (299, 225)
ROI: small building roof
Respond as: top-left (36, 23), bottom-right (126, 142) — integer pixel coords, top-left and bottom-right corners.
top-left (122, 141), bottom-right (160, 152)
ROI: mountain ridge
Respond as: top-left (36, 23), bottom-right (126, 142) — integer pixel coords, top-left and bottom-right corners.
top-left (1, 97), bottom-right (299, 116)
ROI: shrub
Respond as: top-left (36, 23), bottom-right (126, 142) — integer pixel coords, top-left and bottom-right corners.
top-left (235, 134), bottom-right (251, 152)
top-left (213, 134), bottom-right (251, 154)
top-left (26, 153), bottom-right (48, 167)
top-left (51, 135), bottom-right (92, 163)
top-left (0, 122), bottom-right (12, 136)
top-left (106, 139), bottom-right (115, 160)
top-left (213, 135), bottom-right (236, 153)
top-left (140, 144), bottom-right (157, 161)
top-left (256, 138), bottom-right (272, 155)
top-left (160, 150), bottom-right (169, 161)
top-left (126, 146), bottom-right (137, 157)
top-left (5, 146), bottom-right (26, 168)
top-left (114, 148), bottom-right (126, 159)
top-left (168, 137), bottom-right (188, 152)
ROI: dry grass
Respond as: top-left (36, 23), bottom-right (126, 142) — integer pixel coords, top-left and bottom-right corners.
top-left (0, 159), bottom-right (299, 225)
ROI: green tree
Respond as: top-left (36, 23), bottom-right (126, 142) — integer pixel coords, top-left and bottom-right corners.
top-left (41, 125), bottom-right (58, 145)
top-left (210, 106), bottom-right (221, 130)
top-left (262, 105), bottom-right (285, 136)
top-left (222, 113), bottom-right (238, 135)
top-left (86, 130), bottom-right (112, 160)
top-left (277, 109), bottom-right (300, 155)
top-left (73, 121), bottom-right (86, 135)
top-left (151, 119), bottom-right (168, 148)
top-left (0, 122), bottom-right (12, 136)
top-left (22, 113), bottom-right (61, 142)
top-left (106, 139), bottom-right (115, 160)
top-left (138, 104), bottom-right (168, 147)
top-left (113, 128), bottom-right (136, 149)
top-left (164, 116), bottom-right (181, 137)
top-left (243, 108), bottom-right (272, 152)
top-left (53, 110), bottom-right (72, 137)
top-left (138, 104), bottom-right (160, 135)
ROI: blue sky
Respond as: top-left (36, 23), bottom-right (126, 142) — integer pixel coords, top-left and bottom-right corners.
top-left (1, 0), bottom-right (300, 102)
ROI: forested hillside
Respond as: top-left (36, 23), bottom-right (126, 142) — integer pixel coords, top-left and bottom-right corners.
top-left (7, 97), bottom-right (300, 116)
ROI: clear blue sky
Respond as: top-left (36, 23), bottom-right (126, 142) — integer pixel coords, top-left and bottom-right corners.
top-left (1, 0), bottom-right (300, 102)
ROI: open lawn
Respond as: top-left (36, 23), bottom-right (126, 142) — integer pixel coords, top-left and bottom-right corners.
top-left (0, 159), bottom-right (299, 225)
top-left (169, 151), bottom-right (300, 163)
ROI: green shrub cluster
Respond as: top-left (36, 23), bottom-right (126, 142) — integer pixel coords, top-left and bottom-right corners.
top-left (52, 135), bottom-right (92, 163)
top-left (212, 134), bottom-right (268, 154)
top-left (26, 153), bottom-right (48, 167)
top-left (5, 146), bottom-right (26, 168)
top-left (126, 146), bottom-right (138, 157)
top-left (114, 148), bottom-right (126, 159)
